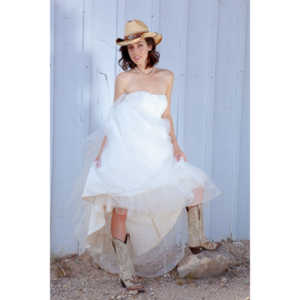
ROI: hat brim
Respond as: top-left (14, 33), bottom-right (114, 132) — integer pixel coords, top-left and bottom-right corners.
top-left (116, 32), bottom-right (162, 46)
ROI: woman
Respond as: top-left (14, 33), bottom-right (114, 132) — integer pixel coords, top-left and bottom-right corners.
top-left (79, 19), bottom-right (222, 293)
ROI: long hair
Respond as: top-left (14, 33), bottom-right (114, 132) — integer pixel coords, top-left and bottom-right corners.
top-left (117, 37), bottom-right (160, 71)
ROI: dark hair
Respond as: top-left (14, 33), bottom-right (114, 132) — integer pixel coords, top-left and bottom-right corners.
top-left (117, 37), bottom-right (160, 71)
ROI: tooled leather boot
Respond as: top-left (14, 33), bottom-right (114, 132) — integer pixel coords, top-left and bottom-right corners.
top-left (197, 204), bottom-right (221, 251)
top-left (186, 205), bottom-right (203, 254)
top-left (111, 233), bottom-right (145, 292)
top-left (186, 205), bottom-right (220, 254)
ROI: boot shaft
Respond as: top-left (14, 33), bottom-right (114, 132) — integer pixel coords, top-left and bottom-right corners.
top-left (187, 205), bottom-right (201, 247)
top-left (111, 233), bottom-right (145, 292)
top-left (112, 233), bottom-right (136, 280)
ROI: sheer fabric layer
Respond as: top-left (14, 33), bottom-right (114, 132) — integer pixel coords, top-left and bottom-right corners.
top-left (74, 91), bottom-right (222, 277)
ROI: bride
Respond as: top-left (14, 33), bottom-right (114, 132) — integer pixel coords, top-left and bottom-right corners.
top-left (78, 19), bottom-right (222, 293)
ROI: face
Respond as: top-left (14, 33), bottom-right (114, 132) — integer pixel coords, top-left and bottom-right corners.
top-left (127, 39), bottom-right (152, 66)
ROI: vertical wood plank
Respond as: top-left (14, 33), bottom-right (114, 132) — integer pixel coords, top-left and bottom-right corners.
top-left (237, 0), bottom-right (250, 239)
top-left (51, 0), bottom-right (89, 255)
top-left (50, 0), bottom-right (55, 191)
top-left (182, 0), bottom-right (220, 239)
top-left (88, 0), bottom-right (118, 130)
top-left (124, 0), bottom-right (153, 29)
top-left (210, 0), bottom-right (249, 240)
top-left (159, 0), bottom-right (189, 146)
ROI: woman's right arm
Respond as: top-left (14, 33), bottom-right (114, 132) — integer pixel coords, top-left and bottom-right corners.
top-left (96, 135), bottom-right (107, 159)
top-left (95, 72), bottom-right (128, 167)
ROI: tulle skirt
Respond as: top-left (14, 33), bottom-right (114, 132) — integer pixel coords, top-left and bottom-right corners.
top-left (73, 92), bottom-right (223, 277)
top-left (75, 154), bottom-right (222, 277)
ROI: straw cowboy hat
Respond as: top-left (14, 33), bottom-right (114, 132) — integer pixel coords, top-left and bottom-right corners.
top-left (116, 19), bottom-right (162, 46)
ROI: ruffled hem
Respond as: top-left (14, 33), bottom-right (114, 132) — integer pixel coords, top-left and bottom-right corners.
top-left (75, 165), bottom-right (223, 268)
top-left (81, 157), bottom-right (223, 217)
top-left (80, 206), bottom-right (189, 277)
top-left (82, 177), bottom-right (222, 218)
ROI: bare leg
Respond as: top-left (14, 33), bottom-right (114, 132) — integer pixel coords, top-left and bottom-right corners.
top-left (186, 204), bottom-right (199, 211)
top-left (186, 186), bottom-right (204, 210)
top-left (111, 207), bottom-right (128, 242)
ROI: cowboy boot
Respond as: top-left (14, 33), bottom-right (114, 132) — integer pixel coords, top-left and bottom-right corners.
top-left (197, 204), bottom-right (221, 250)
top-left (186, 205), bottom-right (203, 254)
top-left (111, 233), bottom-right (145, 292)
top-left (186, 205), bottom-right (220, 254)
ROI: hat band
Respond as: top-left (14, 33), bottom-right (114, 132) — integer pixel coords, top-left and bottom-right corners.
top-left (124, 31), bottom-right (148, 41)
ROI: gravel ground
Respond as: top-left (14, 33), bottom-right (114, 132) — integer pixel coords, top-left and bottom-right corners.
top-left (51, 238), bottom-right (250, 300)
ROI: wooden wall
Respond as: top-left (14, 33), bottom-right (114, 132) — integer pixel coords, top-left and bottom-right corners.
top-left (51, 0), bottom-right (250, 255)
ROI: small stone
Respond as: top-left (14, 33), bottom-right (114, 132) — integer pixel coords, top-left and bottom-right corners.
top-left (233, 241), bottom-right (244, 247)
top-left (220, 276), bottom-right (228, 287)
top-left (176, 278), bottom-right (186, 286)
top-left (128, 290), bottom-right (138, 295)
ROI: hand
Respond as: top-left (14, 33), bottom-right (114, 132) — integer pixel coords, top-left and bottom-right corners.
top-left (173, 144), bottom-right (187, 162)
top-left (95, 154), bottom-right (102, 168)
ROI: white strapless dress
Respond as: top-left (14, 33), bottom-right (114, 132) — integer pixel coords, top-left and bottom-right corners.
top-left (77, 90), bottom-right (222, 277)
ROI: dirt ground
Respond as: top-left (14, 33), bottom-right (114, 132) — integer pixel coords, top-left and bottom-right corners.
top-left (51, 238), bottom-right (250, 300)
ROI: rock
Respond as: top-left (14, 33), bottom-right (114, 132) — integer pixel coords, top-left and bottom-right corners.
top-left (233, 241), bottom-right (244, 247)
top-left (177, 250), bottom-right (233, 279)
top-left (220, 276), bottom-right (228, 287)
top-left (128, 290), bottom-right (139, 296)
top-left (175, 278), bottom-right (186, 286)
top-left (50, 264), bottom-right (61, 280)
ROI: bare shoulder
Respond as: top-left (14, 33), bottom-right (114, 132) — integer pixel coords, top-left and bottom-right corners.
top-left (156, 68), bottom-right (174, 82)
top-left (115, 71), bottom-right (131, 89)
top-left (114, 71), bottom-right (131, 100)
top-left (116, 70), bottom-right (131, 83)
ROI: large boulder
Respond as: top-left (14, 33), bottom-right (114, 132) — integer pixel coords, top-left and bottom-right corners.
top-left (177, 244), bottom-right (236, 278)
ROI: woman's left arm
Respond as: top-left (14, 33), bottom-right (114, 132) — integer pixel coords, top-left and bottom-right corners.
top-left (162, 71), bottom-right (187, 162)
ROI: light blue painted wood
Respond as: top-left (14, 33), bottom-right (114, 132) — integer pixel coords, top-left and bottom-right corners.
top-left (88, 0), bottom-right (117, 130)
top-left (182, 0), bottom-right (220, 240)
top-left (51, 0), bottom-right (90, 255)
top-left (237, 0), bottom-right (250, 239)
top-left (159, 0), bottom-right (189, 150)
top-left (50, 0), bottom-right (55, 195)
top-left (51, 0), bottom-right (250, 256)
top-left (210, 0), bottom-right (249, 240)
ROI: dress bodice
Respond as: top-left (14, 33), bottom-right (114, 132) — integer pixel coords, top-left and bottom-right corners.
top-left (113, 90), bottom-right (168, 119)
top-left (103, 89), bottom-right (172, 170)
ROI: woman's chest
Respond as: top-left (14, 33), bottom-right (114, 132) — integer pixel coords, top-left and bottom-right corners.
top-left (126, 74), bottom-right (168, 94)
